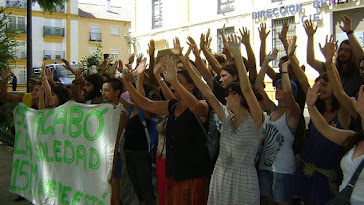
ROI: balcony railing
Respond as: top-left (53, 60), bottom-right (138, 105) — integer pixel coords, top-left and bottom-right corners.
top-left (44, 50), bottom-right (65, 60)
top-left (7, 24), bottom-right (27, 34)
top-left (6, 0), bottom-right (27, 9)
top-left (89, 32), bottom-right (102, 42)
top-left (15, 51), bottom-right (26, 59)
top-left (43, 26), bottom-right (65, 37)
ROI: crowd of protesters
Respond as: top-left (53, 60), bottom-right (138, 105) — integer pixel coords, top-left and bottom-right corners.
top-left (1, 14), bottom-right (364, 205)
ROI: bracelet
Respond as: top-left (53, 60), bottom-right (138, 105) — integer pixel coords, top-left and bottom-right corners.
top-left (346, 30), bottom-right (354, 35)
top-left (158, 77), bottom-right (164, 82)
top-left (281, 71), bottom-right (288, 74)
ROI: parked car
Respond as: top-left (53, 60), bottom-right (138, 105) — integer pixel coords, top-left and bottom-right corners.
top-left (33, 63), bottom-right (75, 85)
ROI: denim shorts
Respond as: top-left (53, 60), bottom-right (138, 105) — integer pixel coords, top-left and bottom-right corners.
top-left (113, 154), bottom-right (122, 179)
top-left (259, 169), bottom-right (293, 203)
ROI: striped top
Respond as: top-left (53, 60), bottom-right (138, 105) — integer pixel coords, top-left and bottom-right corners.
top-left (208, 104), bottom-right (261, 205)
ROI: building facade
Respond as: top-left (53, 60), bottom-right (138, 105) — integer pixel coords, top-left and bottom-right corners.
top-left (2, 0), bottom-right (131, 90)
top-left (131, 0), bottom-right (364, 98)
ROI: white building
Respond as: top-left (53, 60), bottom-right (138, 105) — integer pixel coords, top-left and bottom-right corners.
top-left (131, 0), bottom-right (364, 81)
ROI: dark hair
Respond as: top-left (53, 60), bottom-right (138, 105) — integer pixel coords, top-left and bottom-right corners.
top-left (53, 86), bottom-right (71, 106)
top-left (177, 69), bottom-right (203, 100)
top-left (105, 78), bottom-right (123, 98)
top-left (314, 73), bottom-right (340, 113)
top-left (221, 64), bottom-right (238, 79)
top-left (343, 130), bottom-right (364, 153)
top-left (228, 82), bottom-right (262, 110)
top-left (213, 53), bottom-right (226, 66)
top-left (102, 73), bottom-right (111, 82)
top-left (336, 40), bottom-right (353, 64)
top-left (84, 73), bottom-right (103, 98)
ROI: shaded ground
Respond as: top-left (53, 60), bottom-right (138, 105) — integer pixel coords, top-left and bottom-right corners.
top-left (0, 143), bottom-right (32, 204)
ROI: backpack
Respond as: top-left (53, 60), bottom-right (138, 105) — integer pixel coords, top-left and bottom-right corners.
top-left (193, 112), bottom-right (221, 163)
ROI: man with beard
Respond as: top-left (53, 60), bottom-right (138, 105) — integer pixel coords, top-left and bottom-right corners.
top-left (83, 73), bottom-right (104, 104)
top-left (305, 15), bottom-right (364, 97)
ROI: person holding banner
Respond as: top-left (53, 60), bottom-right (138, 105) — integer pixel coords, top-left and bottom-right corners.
top-left (102, 78), bottom-right (128, 205)
top-left (123, 52), bottom-right (210, 204)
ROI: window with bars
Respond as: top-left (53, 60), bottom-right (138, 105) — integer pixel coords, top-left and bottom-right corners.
top-left (152, 0), bottom-right (163, 29)
top-left (110, 49), bottom-right (120, 60)
top-left (15, 41), bottom-right (26, 59)
top-left (218, 0), bottom-right (234, 14)
top-left (271, 16), bottom-right (296, 68)
top-left (110, 26), bottom-right (120, 37)
top-left (11, 66), bottom-right (26, 84)
top-left (8, 15), bottom-right (26, 33)
top-left (217, 27), bottom-right (235, 53)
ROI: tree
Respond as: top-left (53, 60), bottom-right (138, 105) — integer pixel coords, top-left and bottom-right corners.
top-left (26, 0), bottom-right (68, 91)
top-left (0, 9), bottom-right (17, 80)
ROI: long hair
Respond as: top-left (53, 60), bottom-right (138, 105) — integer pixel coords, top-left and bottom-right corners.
top-left (343, 130), bottom-right (364, 153)
top-left (314, 73), bottom-right (340, 113)
top-left (53, 86), bottom-right (70, 106)
top-left (177, 69), bottom-right (204, 100)
top-left (228, 82), bottom-right (263, 110)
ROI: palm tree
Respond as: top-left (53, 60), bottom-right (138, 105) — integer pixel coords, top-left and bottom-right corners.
top-left (26, 0), bottom-right (67, 92)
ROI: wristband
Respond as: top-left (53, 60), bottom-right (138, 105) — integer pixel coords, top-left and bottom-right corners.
top-left (281, 71), bottom-right (288, 74)
top-left (158, 77), bottom-right (164, 82)
top-left (346, 30), bottom-right (354, 35)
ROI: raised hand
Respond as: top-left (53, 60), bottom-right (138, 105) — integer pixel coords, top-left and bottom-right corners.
top-left (136, 53), bottom-right (144, 65)
top-left (187, 36), bottom-right (199, 55)
top-left (135, 58), bottom-right (147, 76)
top-left (161, 56), bottom-right (178, 83)
top-left (306, 82), bottom-right (321, 106)
top-left (148, 39), bottom-right (155, 57)
top-left (281, 59), bottom-right (291, 73)
top-left (153, 62), bottom-right (163, 77)
top-left (339, 14), bottom-right (352, 33)
top-left (226, 34), bottom-right (241, 55)
top-left (171, 37), bottom-right (183, 56)
top-left (279, 21), bottom-right (289, 42)
top-left (265, 49), bottom-right (278, 62)
top-left (206, 29), bottom-right (212, 49)
top-left (75, 68), bottom-right (83, 80)
top-left (303, 20), bottom-right (317, 37)
top-left (62, 59), bottom-right (71, 70)
top-left (288, 35), bottom-right (297, 56)
top-left (122, 68), bottom-right (134, 83)
top-left (200, 33), bottom-right (207, 51)
top-left (258, 23), bottom-right (270, 40)
top-left (100, 58), bottom-right (108, 72)
top-left (319, 35), bottom-right (336, 63)
top-left (116, 60), bottom-right (124, 73)
top-left (128, 53), bottom-right (135, 65)
top-left (239, 27), bottom-right (250, 45)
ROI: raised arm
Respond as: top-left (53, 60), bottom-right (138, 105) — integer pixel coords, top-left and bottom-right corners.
top-left (352, 85), bottom-right (364, 130)
top-left (320, 35), bottom-right (358, 119)
top-left (221, 24), bottom-right (233, 61)
top-left (146, 40), bottom-right (158, 87)
top-left (201, 30), bottom-right (222, 74)
top-left (41, 63), bottom-right (53, 107)
top-left (188, 36), bottom-right (214, 88)
top-left (287, 36), bottom-right (310, 95)
top-left (226, 35), bottom-right (263, 127)
top-left (153, 61), bottom-right (175, 100)
top-left (303, 20), bottom-right (325, 73)
top-left (278, 21), bottom-right (290, 54)
top-left (162, 54), bottom-right (209, 122)
top-left (339, 14), bottom-right (364, 65)
top-left (306, 83), bottom-right (355, 145)
top-left (122, 70), bottom-right (169, 116)
top-left (280, 60), bottom-right (301, 127)
top-left (258, 23), bottom-right (271, 66)
top-left (240, 27), bottom-right (257, 82)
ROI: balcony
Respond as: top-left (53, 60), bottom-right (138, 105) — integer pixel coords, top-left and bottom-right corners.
top-left (6, 0), bottom-right (27, 9)
top-left (44, 50), bottom-right (65, 60)
top-left (89, 32), bottom-right (102, 42)
top-left (48, 5), bottom-right (65, 13)
top-left (7, 23), bottom-right (27, 34)
top-left (43, 26), bottom-right (65, 37)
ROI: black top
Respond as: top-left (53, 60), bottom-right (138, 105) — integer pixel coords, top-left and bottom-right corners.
top-left (213, 75), bottom-right (226, 105)
top-left (165, 99), bottom-right (210, 181)
top-left (124, 113), bottom-right (150, 151)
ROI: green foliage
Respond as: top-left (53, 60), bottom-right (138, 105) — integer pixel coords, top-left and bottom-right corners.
top-left (33, 0), bottom-right (68, 11)
top-left (77, 44), bottom-right (104, 75)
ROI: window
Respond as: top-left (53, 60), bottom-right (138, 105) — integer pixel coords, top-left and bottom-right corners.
top-left (89, 25), bottom-right (101, 42)
top-left (110, 26), bottom-right (120, 37)
top-left (110, 49), bottom-right (120, 60)
top-left (8, 15), bottom-right (26, 33)
top-left (15, 41), bottom-right (26, 59)
top-left (217, 26), bottom-right (235, 53)
top-left (218, 0), bottom-right (234, 14)
top-left (272, 16), bottom-right (296, 67)
top-left (152, 0), bottom-right (163, 29)
top-left (11, 66), bottom-right (26, 84)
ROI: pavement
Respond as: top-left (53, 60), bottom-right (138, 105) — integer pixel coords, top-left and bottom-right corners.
top-left (0, 143), bottom-right (32, 205)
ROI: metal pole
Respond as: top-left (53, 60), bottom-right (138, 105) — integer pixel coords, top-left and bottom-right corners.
top-left (26, 0), bottom-right (32, 92)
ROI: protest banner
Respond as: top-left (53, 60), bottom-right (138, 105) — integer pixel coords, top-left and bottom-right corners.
top-left (9, 101), bottom-right (122, 204)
